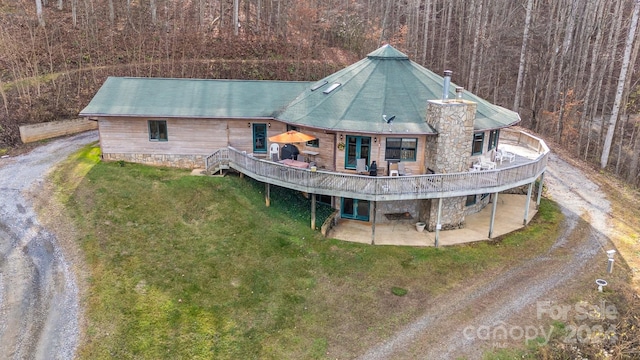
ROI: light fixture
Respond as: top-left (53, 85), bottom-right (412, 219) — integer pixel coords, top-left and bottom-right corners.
top-left (340, 134), bottom-right (343, 140)
top-left (374, 137), bottom-right (377, 143)
top-left (268, 122), bottom-right (271, 127)
top-left (248, 122), bottom-right (251, 128)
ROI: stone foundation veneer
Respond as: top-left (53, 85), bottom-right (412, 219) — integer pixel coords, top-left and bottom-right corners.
top-left (102, 153), bottom-right (206, 169)
top-left (464, 193), bottom-right (491, 216)
top-left (424, 99), bottom-right (477, 230)
top-left (425, 197), bottom-right (467, 231)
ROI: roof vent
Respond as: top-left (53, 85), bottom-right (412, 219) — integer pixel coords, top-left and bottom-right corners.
top-left (323, 83), bottom-right (341, 94)
top-left (443, 70), bottom-right (452, 100)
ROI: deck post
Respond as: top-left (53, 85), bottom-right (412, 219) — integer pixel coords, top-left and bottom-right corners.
top-left (265, 183), bottom-right (270, 207)
top-left (524, 182), bottom-right (533, 225)
top-left (536, 172), bottom-right (544, 208)
top-left (434, 198), bottom-right (443, 247)
top-left (311, 193), bottom-right (316, 230)
top-left (488, 192), bottom-right (499, 238)
top-left (371, 201), bottom-right (376, 245)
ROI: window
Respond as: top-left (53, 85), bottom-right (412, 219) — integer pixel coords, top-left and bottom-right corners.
top-left (306, 139), bottom-right (319, 147)
top-left (345, 136), bottom-right (371, 169)
top-left (466, 195), bottom-right (477, 206)
top-left (472, 133), bottom-right (484, 155)
top-left (148, 120), bottom-right (168, 141)
top-left (317, 194), bottom-right (332, 205)
top-left (253, 123), bottom-right (267, 153)
top-left (488, 130), bottom-right (499, 150)
top-left (385, 138), bottom-right (417, 161)
top-left (286, 124), bottom-right (299, 131)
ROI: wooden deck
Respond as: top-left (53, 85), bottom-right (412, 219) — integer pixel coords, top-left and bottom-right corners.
top-left (205, 129), bottom-right (549, 201)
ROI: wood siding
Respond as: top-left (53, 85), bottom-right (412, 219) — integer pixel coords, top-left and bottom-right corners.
top-left (334, 132), bottom-right (428, 175)
top-left (99, 117), bottom-right (229, 155)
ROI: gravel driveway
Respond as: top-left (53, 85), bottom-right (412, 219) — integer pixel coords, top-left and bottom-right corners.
top-left (0, 131), bottom-right (98, 360)
top-left (358, 152), bottom-right (614, 359)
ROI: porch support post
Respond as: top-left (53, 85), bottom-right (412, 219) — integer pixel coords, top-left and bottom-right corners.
top-left (488, 192), bottom-right (499, 239)
top-left (524, 182), bottom-right (533, 225)
top-left (371, 201), bottom-right (377, 245)
top-left (536, 172), bottom-right (545, 208)
top-left (265, 183), bottom-right (270, 207)
top-left (434, 198), bottom-right (443, 247)
top-left (311, 193), bottom-right (316, 230)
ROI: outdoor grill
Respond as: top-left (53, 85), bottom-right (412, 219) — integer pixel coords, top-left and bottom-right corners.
top-left (280, 143), bottom-right (299, 160)
top-left (369, 161), bottom-right (377, 176)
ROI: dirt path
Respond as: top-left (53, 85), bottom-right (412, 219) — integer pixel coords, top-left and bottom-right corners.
top-left (358, 152), bottom-right (614, 359)
top-left (0, 131), bottom-right (98, 360)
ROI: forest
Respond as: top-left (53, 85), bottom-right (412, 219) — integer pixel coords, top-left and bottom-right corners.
top-left (1, 0), bottom-right (639, 186)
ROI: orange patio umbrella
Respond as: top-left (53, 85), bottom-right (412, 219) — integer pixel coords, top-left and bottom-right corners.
top-left (268, 130), bottom-right (317, 143)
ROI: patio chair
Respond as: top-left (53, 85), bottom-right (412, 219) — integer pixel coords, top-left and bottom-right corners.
top-left (356, 158), bottom-right (369, 174)
top-left (479, 155), bottom-right (496, 170)
top-left (388, 162), bottom-right (399, 176)
top-left (269, 143), bottom-right (279, 161)
top-left (496, 149), bottom-right (515, 164)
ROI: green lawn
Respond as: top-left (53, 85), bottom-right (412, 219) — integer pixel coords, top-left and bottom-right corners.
top-left (55, 144), bottom-right (562, 359)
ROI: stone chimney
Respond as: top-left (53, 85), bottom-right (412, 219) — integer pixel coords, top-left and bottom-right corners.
top-left (424, 98), bottom-right (476, 173)
top-left (420, 77), bottom-right (477, 232)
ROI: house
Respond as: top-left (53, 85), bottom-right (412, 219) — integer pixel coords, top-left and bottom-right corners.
top-left (80, 45), bottom-right (549, 245)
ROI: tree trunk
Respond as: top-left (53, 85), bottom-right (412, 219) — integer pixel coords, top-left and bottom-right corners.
top-left (233, 0), bottom-right (239, 36)
top-left (420, 0), bottom-right (431, 64)
top-left (557, 85), bottom-right (566, 143)
top-left (150, 0), bottom-right (157, 25)
top-left (108, 0), bottom-right (114, 24)
top-left (600, 0), bottom-right (640, 169)
top-left (615, 114), bottom-right (628, 174)
top-left (541, 0), bottom-right (562, 113)
top-left (578, 0), bottom-right (605, 157)
top-left (35, 0), bottom-right (45, 26)
top-left (598, 0), bottom-right (625, 152)
top-left (513, 0), bottom-right (534, 112)
top-left (628, 120), bottom-right (640, 184)
top-left (72, 0), bottom-right (77, 27)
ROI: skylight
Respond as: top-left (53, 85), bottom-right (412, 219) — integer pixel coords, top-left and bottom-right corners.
top-left (310, 80), bottom-right (328, 91)
top-left (323, 83), bottom-right (341, 94)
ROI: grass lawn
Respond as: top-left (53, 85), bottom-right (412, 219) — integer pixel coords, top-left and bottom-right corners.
top-left (55, 144), bottom-right (563, 359)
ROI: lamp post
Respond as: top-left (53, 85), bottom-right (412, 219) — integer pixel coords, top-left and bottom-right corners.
top-left (606, 250), bottom-right (616, 274)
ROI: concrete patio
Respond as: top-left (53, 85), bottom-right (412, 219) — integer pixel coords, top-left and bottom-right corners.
top-left (328, 193), bottom-right (538, 246)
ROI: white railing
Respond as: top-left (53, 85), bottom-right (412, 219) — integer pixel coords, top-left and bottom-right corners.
top-left (206, 129), bottom-right (549, 201)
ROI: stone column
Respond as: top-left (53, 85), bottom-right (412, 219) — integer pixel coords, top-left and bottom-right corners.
top-left (423, 99), bottom-right (477, 230)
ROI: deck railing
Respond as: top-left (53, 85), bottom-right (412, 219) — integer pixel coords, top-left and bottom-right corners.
top-left (206, 129), bottom-right (549, 201)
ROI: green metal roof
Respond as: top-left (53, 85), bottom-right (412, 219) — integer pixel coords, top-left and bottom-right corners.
top-left (278, 44), bottom-right (520, 133)
top-left (79, 77), bottom-right (311, 118)
top-left (80, 45), bottom-right (520, 133)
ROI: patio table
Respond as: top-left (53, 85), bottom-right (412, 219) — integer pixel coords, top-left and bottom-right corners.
top-left (279, 159), bottom-right (310, 169)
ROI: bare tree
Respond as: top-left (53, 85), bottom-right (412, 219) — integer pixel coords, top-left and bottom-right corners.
top-left (601, 0), bottom-right (640, 169)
